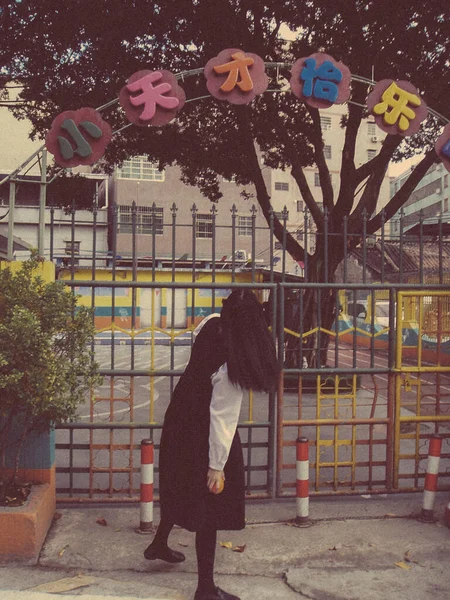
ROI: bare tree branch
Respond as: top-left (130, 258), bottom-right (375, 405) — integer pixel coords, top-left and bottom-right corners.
top-left (305, 105), bottom-right (333, 211)
top-left (234, 105), bottom-right (307, 261)
top-left (263, 97), bottom-right (324, 228)
top-left (367, 148), bottom-right (438, 233)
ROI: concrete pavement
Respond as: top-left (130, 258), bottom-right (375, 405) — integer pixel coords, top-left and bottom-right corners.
top-left (1, 493), bottom-right (449, 600)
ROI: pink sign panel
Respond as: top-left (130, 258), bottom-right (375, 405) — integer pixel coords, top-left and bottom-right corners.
top-left (45, 108), bottom-right (112, 168)
top-left (290, 53), bottom-right (351, 109)
top-left (204, 48), bottom-right (268, 105)
top-left (366, 79), bottom-right (428, 137)
top-left (119, 70), bottom-right (185, 126)
top-left (435, 123), bottom-right (450, 173)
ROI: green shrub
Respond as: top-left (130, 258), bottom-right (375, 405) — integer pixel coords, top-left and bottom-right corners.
top-left (0, 254), bottom-right (101, 483)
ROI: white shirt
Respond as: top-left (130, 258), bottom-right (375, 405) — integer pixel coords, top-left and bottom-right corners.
top-left (208, 363), bottom-right (243, 471)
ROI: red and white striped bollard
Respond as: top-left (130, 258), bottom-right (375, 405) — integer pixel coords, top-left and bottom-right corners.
top-left (420, 434), bottom-right (442, 523)
top-left (295, 436), bottom-right (310, 526)
top-left (136, 439), bottom-right (154, 534)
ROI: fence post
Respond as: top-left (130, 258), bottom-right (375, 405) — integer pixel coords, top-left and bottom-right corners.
top-left (136, 439), bottom-right (154, 534)
top-left (420, 434), bottom-right (442, 523)
top-left (295, 436), bottom-right (310, 526)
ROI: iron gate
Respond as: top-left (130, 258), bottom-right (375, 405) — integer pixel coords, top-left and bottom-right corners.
top-left (54, 207), bottom-right (450, 502)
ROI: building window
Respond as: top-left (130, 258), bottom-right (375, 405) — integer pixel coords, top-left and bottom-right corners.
top-left (368, 122), bottom-right (376, 135)
top-left (313, 172), bottom-right (331, 187)
top-left (275, 181), bottom-right (289, 191)
top-left (196, 213), bottom-right (213, 238)
top-left (238, 216), bottom-right (253, 236)
top-left (320, 115), bottom-right (331, 130)
top-left (445, 174), bottom-right (448, 188)
top-left (444, 198), bottom-right (449, 213)
top-left (297, 200), bottom-right (304, 212)
top-left (65, 240), bottom-right (80, 255)
top-left (116, 156), bottom-right (165, 181)
top-left (367, 149), bottom-right (377, 160)
top-left (324, 145), bottom-right (332, 159)
top-left (118, 205), bottom-right (164, 235)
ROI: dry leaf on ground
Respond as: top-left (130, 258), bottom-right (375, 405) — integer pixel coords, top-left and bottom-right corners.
top-left (28, 575), bottom-right (97, 593)
top-left (232, 545), bottom-right (246, 553)
top-left (96, 517), bottom-right (108, 526)
top-left (219, 541), bottom-right (233, 549)
top-left (404, 550), bottom-right (418, 564)
top-left (395, 561), bottom-right (411, 570)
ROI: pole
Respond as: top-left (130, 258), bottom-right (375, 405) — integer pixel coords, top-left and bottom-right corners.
top-left (38, 148), bottom-right (47, 257)
top-left (295, 436), bottom-right (310, 526)
top-left (420, 434), bottom-right (442, 522)
top-left (136, 439), bottom-right (154, 534)
top-left (7, 179), bottom-right (16, 260)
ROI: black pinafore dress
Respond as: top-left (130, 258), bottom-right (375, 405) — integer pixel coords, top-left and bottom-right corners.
top-left (158, 316), bottom-right (245, 532)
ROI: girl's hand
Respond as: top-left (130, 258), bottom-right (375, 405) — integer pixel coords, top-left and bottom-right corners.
top-left (207, 467), bottom-right (225, 494)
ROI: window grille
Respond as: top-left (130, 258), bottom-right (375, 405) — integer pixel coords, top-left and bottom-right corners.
top-left (196, 213), bottom-right (213, 238)
top-left (238, 216), bottom-right (253, 236)
top-left (118, 205), bottom-right (164, 235)
top-left (320, 115), bottom-right (331, 130)
top-left (116, 156), bottom-right (165, 181)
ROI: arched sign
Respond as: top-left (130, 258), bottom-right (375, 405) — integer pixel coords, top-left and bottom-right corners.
top-left (44, 49), bottom-right (450, 171)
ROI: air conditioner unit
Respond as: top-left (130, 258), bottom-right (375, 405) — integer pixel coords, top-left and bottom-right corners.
top-left (371, 136), bottom-right (379, 142)
top-left (234, 249), bottom-right (247, 261)
top-left (435, 188), bottom-right (441, 194)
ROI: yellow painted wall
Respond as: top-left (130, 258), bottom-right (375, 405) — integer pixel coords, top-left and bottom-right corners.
top-left (59, 268), bottom-right (263, 330)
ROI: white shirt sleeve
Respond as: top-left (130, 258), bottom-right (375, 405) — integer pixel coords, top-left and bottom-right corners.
top-left (209, 363), bottom-right (243, 471)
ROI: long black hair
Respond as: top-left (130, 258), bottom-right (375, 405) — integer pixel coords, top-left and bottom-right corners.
top-left (221, 289), bottom-right (279, 392)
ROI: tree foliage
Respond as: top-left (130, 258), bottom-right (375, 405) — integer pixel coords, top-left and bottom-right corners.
top-left (1, 1), bottom-right (448, 228)
top-left (0, 1), bottom-right (448, 364)
top-left (0, 254), bottom-right (101, 483)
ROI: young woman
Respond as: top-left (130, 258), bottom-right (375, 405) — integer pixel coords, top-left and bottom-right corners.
top-left (144, 289), bottom-right (279, 600)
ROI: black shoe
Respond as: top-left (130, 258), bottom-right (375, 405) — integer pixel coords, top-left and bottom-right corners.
top-left (194, 586), bottom-right (240, 600)
top-left (144, 544), bottom-right (185, 563)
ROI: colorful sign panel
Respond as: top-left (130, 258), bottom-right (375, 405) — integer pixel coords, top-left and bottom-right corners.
top-left (45, 108), bottom-right (112, 168)
top-left (366, 79), bottom-right (428, 136)
top-left (290, 53), bottom-right (351, 108)
top-left (119, 69), bottom-right (185, 126)
top-left (435, 123), bottom-right (450, 173)
top-left (204, 48), bottom-right (268, 104)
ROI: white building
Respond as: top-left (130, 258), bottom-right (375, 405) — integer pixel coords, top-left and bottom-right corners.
top-left (268, 104), bottom-right (391, 256)
top-left (390, 163), bottom-right (449, 237)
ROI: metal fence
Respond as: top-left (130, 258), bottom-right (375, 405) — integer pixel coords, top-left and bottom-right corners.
top-left (49, 204), bottom-right (450, 502)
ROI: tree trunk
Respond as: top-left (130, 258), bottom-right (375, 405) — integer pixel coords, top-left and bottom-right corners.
top-left (284, 234), bottom-right (344, 369)
top-left (8, 415), bottom-right (30, 485)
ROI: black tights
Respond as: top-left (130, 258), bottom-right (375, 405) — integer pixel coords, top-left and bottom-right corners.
top-left (152, 514), bottom-right (217, 595)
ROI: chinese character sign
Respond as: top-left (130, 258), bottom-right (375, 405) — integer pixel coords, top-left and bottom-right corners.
top-left (290, 53), bottom-right (351, 109)
top-left (119, 70), bottom-right (185, 126)
top-left (45, 108), bottom-right (112, 168)
top-left (366, 79), bottom-right (428, 137)
top-left (435, 123), bottom-right (450, 173)
top-left (204, 48), bottom-right (268, 104)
